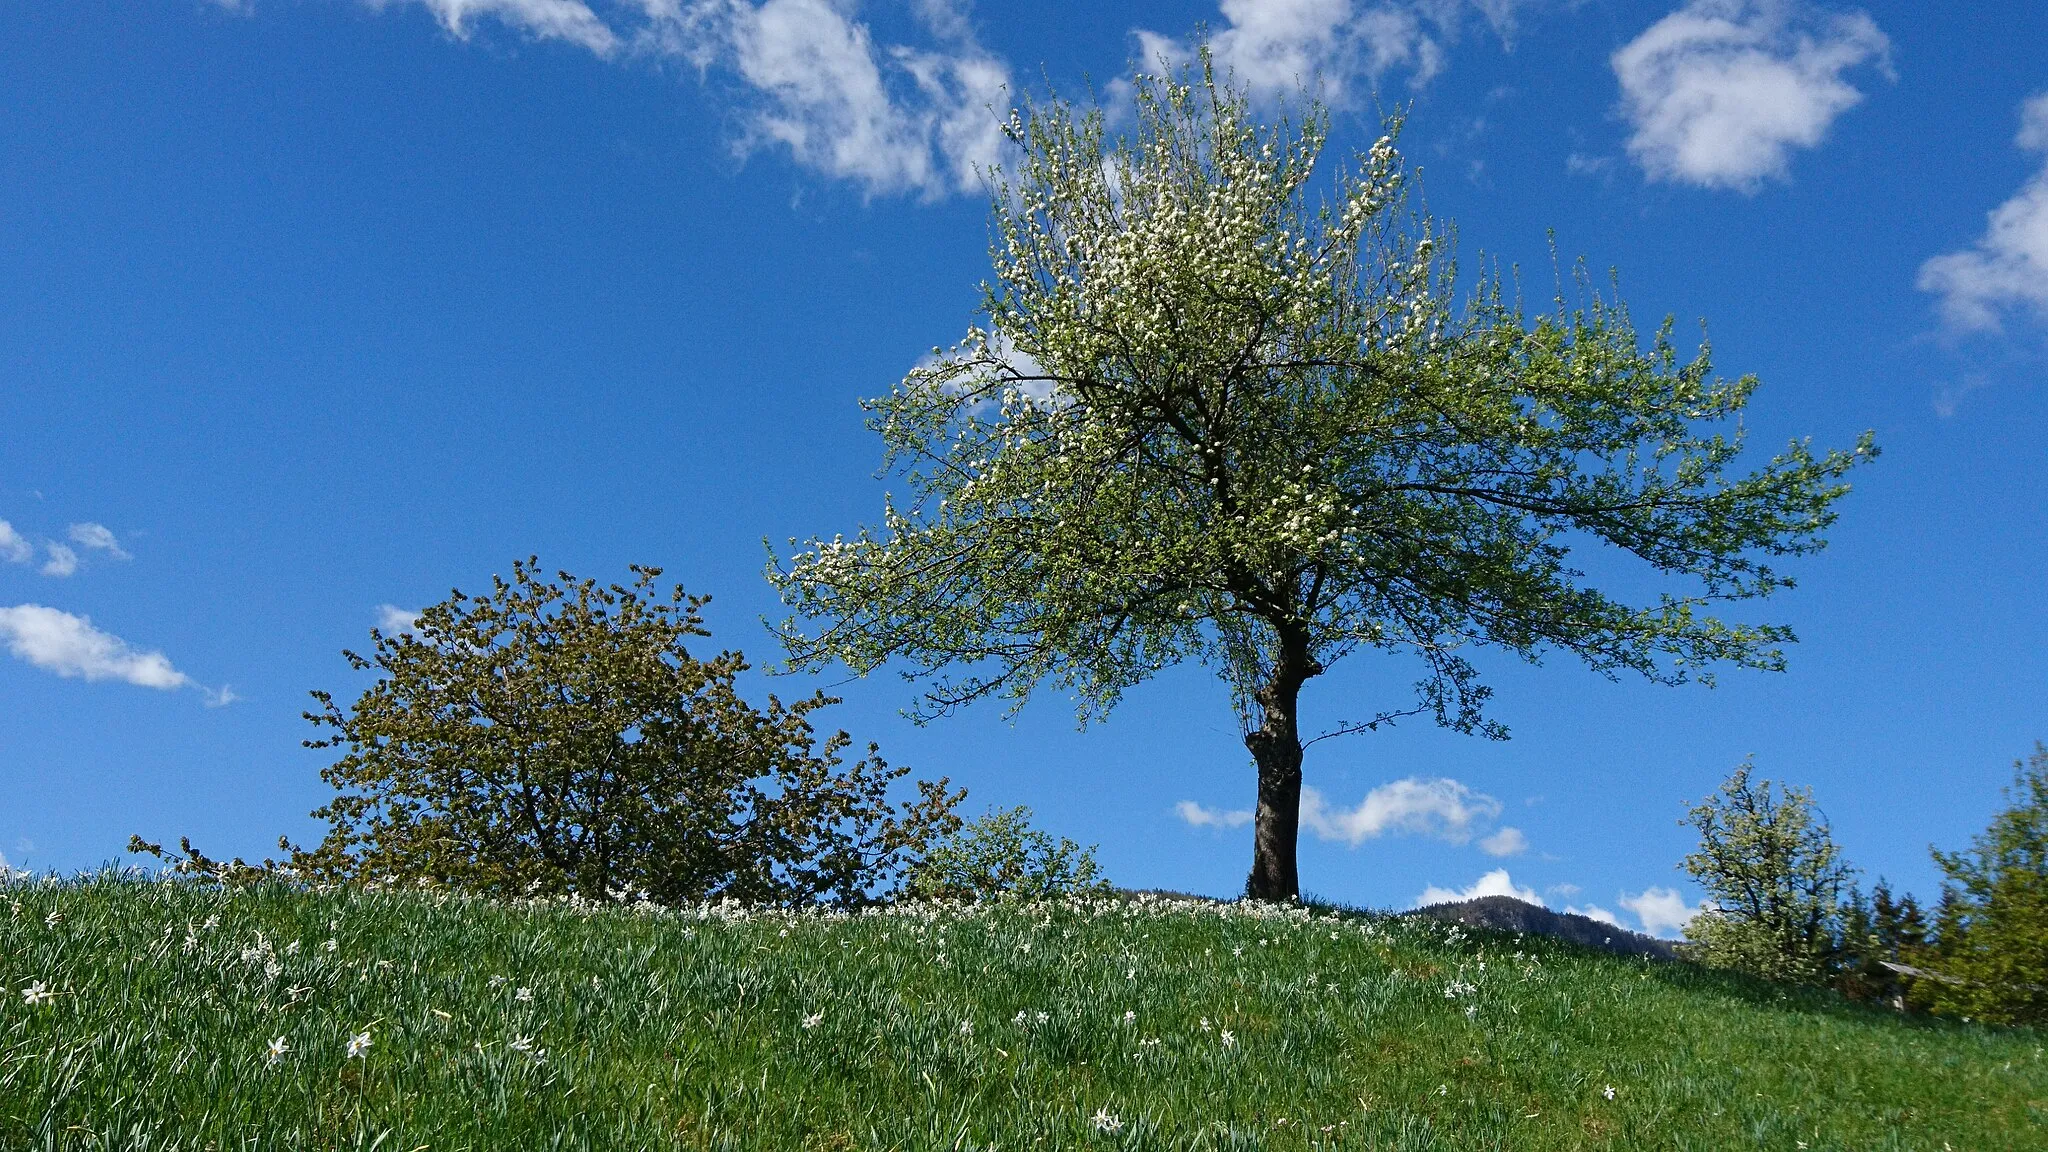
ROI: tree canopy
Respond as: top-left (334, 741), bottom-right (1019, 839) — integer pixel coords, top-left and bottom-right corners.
top-left (1923, 743), bottom-right (2048, 1024)
top-left (292, 560), bottom-right (962, 906)
top-left (1679, 761), bottom-right (1856, 984)
top-left (770, 57), bottom-right (1874, 900)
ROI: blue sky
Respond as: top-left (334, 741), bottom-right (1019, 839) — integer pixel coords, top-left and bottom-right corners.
top-left (2, 0), bottom-right (2043, 934)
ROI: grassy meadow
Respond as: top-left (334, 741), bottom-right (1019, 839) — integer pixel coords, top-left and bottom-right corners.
top-left (1, 874), bottom-right (2041, 1150)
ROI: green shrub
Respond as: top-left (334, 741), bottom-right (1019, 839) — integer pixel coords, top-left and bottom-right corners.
top-left (906, 806), bottom-right (1109, 900)
top-left (1921, 743), bottom-right (2048, 1025)
top-left (1679, 761), bottom-right (1855, 985)
top-left (283, 560), bottom-right (962, 906)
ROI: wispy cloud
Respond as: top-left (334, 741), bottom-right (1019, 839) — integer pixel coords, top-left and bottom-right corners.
top-left (1612, 0), bottom-right (1889, 192)
top-left (40, 545), bottom-right (79, 579)
top-left (1619, 886), bottom-right (1706, 938)
top-left (1565, 902), bottom-right (1622, 927)
top-left (336, 0), bottom-right (1011, 198)
top-left (1564, 150), bottom-right (1614, 180)
top-left (0, 521), bottom-right (30, 565)
top-left (1132, 0), bottom-right (1537, 107)
top-left (67, 523), bottom-right (131, 561)
top-left (1918, 93), bottom-right (2048, 333)
top-left (1300, 777), bottom-right (1507, 848)
top-left (375, 604), bottom-right (423, 633)
top-left (1415, 867), bottom-right (1539, 907)
top-left (1178, 776), bottom-right (1525, 852)
top-left (704, 0), bottom-right (1010, 198)
top-left (1477, 826), bottom-right (1528, 857)
top-left (1420, 870), bottom-right (1706, 937)
top-left (370, 0), bottom-right (621, 56)
top-left (1175, 799), bottom-right (1255, 829)
top-left (335, 0), bottom-right (1556, 196)
top-left (0, 604), bottom-right (191, 690)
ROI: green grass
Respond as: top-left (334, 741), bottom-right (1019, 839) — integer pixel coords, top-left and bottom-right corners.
top-left (2, 874), bottom-right (2041, 1150)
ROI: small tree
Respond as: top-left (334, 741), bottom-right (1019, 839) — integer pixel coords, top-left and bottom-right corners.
top-left (290, 560), bottom-right (963, 906)
top-left (1922, 743), bottom-right (2048, 1025)
top-left (770, 57), bottom-right (1874, 901)
top-left (1680, 761), bottom-right (1855, 984)
top-left (907, 806), bottom-right (1110, 901)
top-left (1834, 878), bottom-right (1930, 1006)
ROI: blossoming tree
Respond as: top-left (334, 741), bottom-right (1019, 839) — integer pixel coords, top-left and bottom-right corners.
top-left (770, 59), bottom-right (1874, 901)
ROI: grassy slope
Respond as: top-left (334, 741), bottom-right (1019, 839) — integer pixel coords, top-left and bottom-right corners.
top-left (1, 876), bottom-right (2041, 1151)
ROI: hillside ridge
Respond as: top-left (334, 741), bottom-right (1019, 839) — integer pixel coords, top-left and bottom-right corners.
top-left (1407, 894), bottom-right (1680, 960)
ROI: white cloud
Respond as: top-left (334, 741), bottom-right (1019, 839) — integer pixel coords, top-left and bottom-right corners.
top-left (376, 604), bottom-right (424, 633)
top-left (692, 0), bottom-right (1010, 198)
top-left (1131, 0), bottom-right (1550, 106)
top-left (1465, 0), bottom-right (1536, 41)
top-left (1417, 870), bottom-right (1708, 936)
top-left (1918, 93), bottom-right (2048, 333)
top-left (370, 0), bottom-right (622, 56)
top-left (1301, 777), bottom-right (1503, 847)
top-left (1176, 799), bottom-right (1255, 828)
top-left (1134, 0), bottom-right (1465, 105)
top-left (314, 0), bottom-right (1559, 198)
top-left (1565, 151), bottom-right (1614, 179)
top-left (67, 523), bottom-right (131, 561)
top-left (0, 604), bottom-right (191, 690)
top-left (1612, 0), bottom-right (1889, 192)
top-left (362, 0), bottom-right (1012, 198)
top-left (1477, 826), bottom-right (1528, 856)
top-left (0, 521), bottom-right (29, 565)
top-left (1619, 886), bottom-right (1706, 938)
top-left (1565, 903), bottom-right (1623, 927)
top-left (41, 545), bottom-right (78, 578)
top-left (1415, 867), bottom-right (1540, 907)
top-left (1184, 777), bottom-right (1528, 852)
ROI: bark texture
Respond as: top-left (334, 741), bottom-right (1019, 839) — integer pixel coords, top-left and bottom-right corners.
top-left (1244, 637), bottom-right (1316, 902)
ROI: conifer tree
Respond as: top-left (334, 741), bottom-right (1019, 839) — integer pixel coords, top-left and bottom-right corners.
top-left (1922, 744), bottom-right (2048, 1025)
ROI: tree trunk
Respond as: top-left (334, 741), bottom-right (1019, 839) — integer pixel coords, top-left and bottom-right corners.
top-left (1244, 640), bottom-right (1315, 902)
